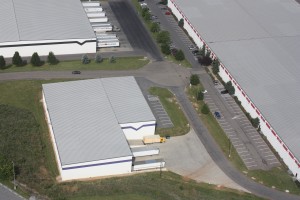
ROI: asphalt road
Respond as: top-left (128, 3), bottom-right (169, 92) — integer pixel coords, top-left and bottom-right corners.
top-left (109, 0), bottom-right (163, 61)
top-left (0, 183), bottom-right (25, 200)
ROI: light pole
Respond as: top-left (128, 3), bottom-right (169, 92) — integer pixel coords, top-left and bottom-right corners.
top-left (12, 161), bottom-right (16, 190)
top-left (228, 139), bottom-right (232, 158)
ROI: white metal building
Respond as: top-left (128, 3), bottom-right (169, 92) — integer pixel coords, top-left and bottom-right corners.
top-left (168, 0), bottom-right (300, 180)
top-left (42, 77), bottom-right (156, 181)
top-left (0, 0), bottom-right (96, 58)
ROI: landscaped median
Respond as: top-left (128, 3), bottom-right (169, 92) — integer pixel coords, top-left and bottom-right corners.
top-left (0, 56), bottom-right (149, 73)
top-left (187, 78), bottom-right (300, 195)
top-left (0, 80), bottom-right (265, 200)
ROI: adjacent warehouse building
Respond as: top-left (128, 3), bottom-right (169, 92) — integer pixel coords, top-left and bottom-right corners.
top-left (42, 77), bottom-right (156, 181)
top-left (168, 0), bottom-right (300, 180)
top-left (0, 0), bottom-right (96, 58)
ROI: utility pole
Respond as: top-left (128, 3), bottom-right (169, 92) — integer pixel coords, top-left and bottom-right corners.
top-left (12, 161), bottom-right (16, 190)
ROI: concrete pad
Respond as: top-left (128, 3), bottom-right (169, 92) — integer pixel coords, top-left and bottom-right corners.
top-left (153, 129), bottom-right (249, 192)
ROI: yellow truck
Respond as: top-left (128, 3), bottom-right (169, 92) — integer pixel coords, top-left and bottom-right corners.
top-left (143, 135), bottom-right (166, 144)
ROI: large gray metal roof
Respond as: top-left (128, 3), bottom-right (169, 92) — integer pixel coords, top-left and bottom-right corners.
top-left (0, 0), bottom-right (95, 43)
top-left (101, 76), bottom-right (156, 124)
top-left (173, 0), bottom-right (300, 160)
top-left (43, 79), bottom-right (132, 166)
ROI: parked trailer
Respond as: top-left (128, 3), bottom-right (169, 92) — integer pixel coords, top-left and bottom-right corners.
top-left (96, 33), bottom-right (117, 37)
top-left (143, 135), bottom-right (166, 144)
top-left (133, 159), bottom-right (165, 171)
top-left (89, 17), bottom-right (108, 23)
top-left (97, 34), bottom-right (117, 40)
top-left (97, 39), bottom-right (119, 48)
top-left (91, 23), bottom-right (111, 27)
top-left (84, 7), bottom-right (103, 12)
top-left (82, 2), bottom-right (101, 7)
top-left (87, 12), bottom-right (106, 18)
top-left (131, 146), bottom-right (159, 157)
top-left (93, 24), bottom-right (113, 32)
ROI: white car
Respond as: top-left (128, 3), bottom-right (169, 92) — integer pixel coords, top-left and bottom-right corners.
top-left (202, 90), bottom-right (208, 94)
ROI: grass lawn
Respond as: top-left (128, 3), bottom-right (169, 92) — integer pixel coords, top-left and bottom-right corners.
top-left (149, 87), bottom-right (190, 137)
top-left (187, 85), bottom-right (300, 195)
top-left (0, 56), bottom-right (149, 73)
top-left (0, 80), bottom-right (265, 200)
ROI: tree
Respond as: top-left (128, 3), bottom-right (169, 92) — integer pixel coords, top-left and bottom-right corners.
top-left (47, 52), bottom-right (59, 65)
top-left (150, 22), bottom-right (160, 33)
top-left (198, 55), bottom-right (212, 66)
top-left (81, 54), bottom-right (90, 64)
top-left (201, 103), bottom-right (210, 114)
top-left (197, 91), bottom-right (204, 101)
top-left (161, 0), bottom-right (168, 5)
top-left (251, 117), bottom-right (260, 129)
top-left (0, 155), bottom-right (13, 180)
top-left (0, 56), bottom-right (5, 68)
top-left (12, 51), bottom-right (23, 66)
top-left (190, 74), bottom-right (200, 85)
top-left (95, 53), bottom-right (103, 63)
top-left (178, 18), bottom-right (184, 28)
top-left (225, 81), bottom-right (235, 95)
top-left (31, 52), bottom-right (42, 66)
top-left (199, 44), bottom-right (206, 57)
top-left (205, 50), bottom-right (211, 58)
top-left (109, 56), bottom-right (116, 63)
top-left (161, 43), bottom-right (171, 55)
top-left (142, 8), bottom-right (149, 17)
top-left (156, 31), bottom-right (171, 44)
top-left (212, 59), bottom-right (220, 74)
top-left (144, 12), bottom-right (151, 21)
top-left (175, 50), bottom-right (185, 61)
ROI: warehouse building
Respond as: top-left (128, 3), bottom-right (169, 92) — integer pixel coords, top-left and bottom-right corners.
top-left (42, 77), bottom-right (156, 181)
top-left (168, 0), bottom-right (300, 180)
top-left (0, 0), bottom-right (96, 58)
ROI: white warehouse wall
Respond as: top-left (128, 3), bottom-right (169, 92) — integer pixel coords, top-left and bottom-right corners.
top-left (42, 92), bottom-right (63, 177)
top-left (61, 156), bottom-right (132, 181)
top-left (120, 121), bottom-right (156, 140)
top-left (168, 0), bottom-right (300, 180)
top-left (0, 38), bottom-right (96, 58)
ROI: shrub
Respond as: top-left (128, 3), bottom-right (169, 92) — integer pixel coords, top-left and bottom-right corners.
top-left (197, 91), bottom-right (204, 101)
top-left (198, 55), bottom-right (212, 66)
top-left (144, 12), bottom-right (151, 21)
top-left (12, 51), bottom-right (23, 66)
top-left (156, 31), bottom-right (171, 44)
top-left (31, 52), bottom-right (42, 66)
top-left (161, 0), bottom-right (168, 5)
top-left (110, 56), bottom-right (116, 63)
top-left (178, 18), bottom-right (184, 28)
top-left (190, 74), bottom-right (200, 85)
top-left (175, 50), bottom-right (185, 61)
top-left (150, 23), bottom-right (160, 33)
top-left (201, 103), bottom-right (210, 114)
top-left (251, 117), bottom-right (260, 129)
top-left (142, 8), bottom-right (149, 17)
top-left (161, 43), bottom-right (171, 55)
top-left (225, 81), bottom-right (235, 95)
top-left (95, 53), bottom-right (103, 63)
top-left (47, 52), bottom-right (59, 65)
top-left (200, 44), bottom-right (206, 57)
top-left (81, 54), bottom-right (90, 64)
top-left (0, 56), bottom-right (6, 68)
top-left (212, 59), bottom-right (220, 74)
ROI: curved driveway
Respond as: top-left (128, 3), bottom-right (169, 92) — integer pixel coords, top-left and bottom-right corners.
top-left (0, 61), bottom-right (299, 200)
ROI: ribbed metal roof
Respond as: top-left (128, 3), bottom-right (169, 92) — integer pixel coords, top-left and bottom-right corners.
top-left (101, 76), bottom-right (156, 124)
top-left (1, 0), bottom-right (95, 43)
top-left (43, 79), bottom-right (132, 166)
top-left (173, 0), bottom-right (300, 160)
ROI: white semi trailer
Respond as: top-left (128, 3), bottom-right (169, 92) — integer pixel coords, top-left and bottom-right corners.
top-left (93, 24), bottom-right (113, 32)
top-left (96, 34), bottom-right (117, 40)
top-left (84, 7), bottom-right (103, 12)
top-left (82, 1), bottom-right (101, 7)
top-left (87, 12), bottom-right (106, 18)
top-left (97, 38), bottom-right (120, 48)
top-left (89, 17), bottom-right (108, 23)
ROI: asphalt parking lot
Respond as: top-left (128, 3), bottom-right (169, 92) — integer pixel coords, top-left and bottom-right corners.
top-left (109, 0), bottom-right (163, 61)
top-left (147, 95), bottom-right (173, 128)
top-left (204, 84), bottom-right (280, 170)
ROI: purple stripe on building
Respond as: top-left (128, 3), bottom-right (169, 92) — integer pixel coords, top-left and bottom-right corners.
top-left (121, 123), bottom-right (156, 131)
top-left (62, 159), bottom-right (132, 170)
